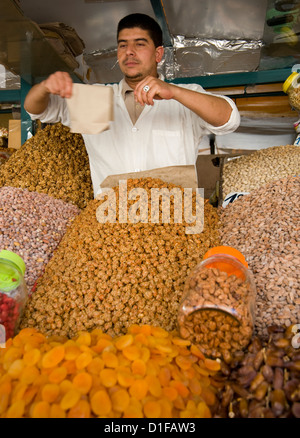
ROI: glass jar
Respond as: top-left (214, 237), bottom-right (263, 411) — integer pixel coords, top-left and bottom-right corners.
top-left (0, 250), bottom-right (28, 343)
top-left (178, 246), bottom-right (256, 362)
top-left (283, 71), bottom-right (300, 111)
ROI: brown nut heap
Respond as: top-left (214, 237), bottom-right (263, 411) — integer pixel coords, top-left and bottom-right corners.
top-left (178, 267), bottom-right (254, 360)
top-left (0, 123), bottom-right (94, 209)
top-left (20, 177), bottom-right (220, 339)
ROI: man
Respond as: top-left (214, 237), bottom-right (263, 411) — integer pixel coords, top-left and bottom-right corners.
top-left (24, 13), bottom-right (240, 197)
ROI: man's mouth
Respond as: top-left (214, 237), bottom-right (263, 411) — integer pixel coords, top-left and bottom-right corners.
top-left (124, 60), bottom-right (139, 66)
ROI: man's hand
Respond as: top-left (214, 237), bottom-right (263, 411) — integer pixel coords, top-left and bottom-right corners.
top-left (42, 71), bottom-right (73, 98)
top-left (134, 76), bottom-right (176, 106)
top-left (24, 71), bottom-right (73, 114)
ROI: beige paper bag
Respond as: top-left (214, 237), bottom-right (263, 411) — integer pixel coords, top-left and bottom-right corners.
top-left (100, 165), bottom-right (198, 191)
top-left (67, 83), bottom-right (114, 134)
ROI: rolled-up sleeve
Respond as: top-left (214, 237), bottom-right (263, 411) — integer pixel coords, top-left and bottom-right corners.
top-left (26, 94), bottom-right (70, 127)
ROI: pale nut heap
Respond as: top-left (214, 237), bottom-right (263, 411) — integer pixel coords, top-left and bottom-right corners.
top-left (222, 145), bottom-right (300, 197)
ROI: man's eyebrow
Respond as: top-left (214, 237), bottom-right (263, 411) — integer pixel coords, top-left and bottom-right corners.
top-left (117, 38), bottom-right (149, 44)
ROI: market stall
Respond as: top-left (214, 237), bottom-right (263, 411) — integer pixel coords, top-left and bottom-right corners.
top-left (0, 0), bottom-right (299, 420)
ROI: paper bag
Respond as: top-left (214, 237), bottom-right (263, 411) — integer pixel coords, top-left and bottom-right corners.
top-left (67, 83), bottom-right (114, 134)
top-left (100, 165), bottom-right (198, 191)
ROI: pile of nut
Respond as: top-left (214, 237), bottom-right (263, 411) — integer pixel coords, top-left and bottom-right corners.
top-left (220, 176), bottom-right (300, 339)
top-left (0, 123), bottom-right (93, 209)
top-left (222, 145), bottom-right (300, 197)
top-left (20, 178), bottom-right (220, 338)
top-left (213, 324), bottom-right (300, 418)
top-left (178, 267), bottom-right (254, 360)
top-left (0, 186), bottom-right (80, 291)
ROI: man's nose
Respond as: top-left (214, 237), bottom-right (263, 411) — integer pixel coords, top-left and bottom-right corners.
top-left (126, 43), bottom-right (135, 55)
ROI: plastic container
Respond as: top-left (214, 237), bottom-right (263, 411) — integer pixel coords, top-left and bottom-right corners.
top-left (294, 120), bottom-right (300, 146)
top-left (283, 71), bottom-right (300, 111)
top-left (177, 246), bottom-right (256, 361)
top-left (0, 250), bottom-right (28, 342)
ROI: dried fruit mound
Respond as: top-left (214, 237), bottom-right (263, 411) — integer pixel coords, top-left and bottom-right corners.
top-left (0, 325), bottom-right (221, 418)
top-left (20, 178), bottom-right (220, 338)
top-left (0, 123), bottom-right (94, 210)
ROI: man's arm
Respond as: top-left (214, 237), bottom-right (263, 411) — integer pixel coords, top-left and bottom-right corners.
top-left (24, 71), bottom-right (73, 114)
top-left (134, 76), bottom-right (234, 127)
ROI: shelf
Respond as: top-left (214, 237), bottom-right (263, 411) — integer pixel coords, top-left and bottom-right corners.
top-left (0, 0), bottom-right (80, 85)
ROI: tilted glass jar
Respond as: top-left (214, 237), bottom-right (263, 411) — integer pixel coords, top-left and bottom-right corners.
top-left (177, 246), bottom-right (256, 362)
top-left (0, 250), bottom-right (28, 343)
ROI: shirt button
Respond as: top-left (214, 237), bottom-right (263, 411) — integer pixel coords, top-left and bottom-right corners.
top-left (132, 127), bottom-right (138, 132)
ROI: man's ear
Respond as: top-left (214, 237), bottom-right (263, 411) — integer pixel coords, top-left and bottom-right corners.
top-left (155, 46), bottom-right (164, 63)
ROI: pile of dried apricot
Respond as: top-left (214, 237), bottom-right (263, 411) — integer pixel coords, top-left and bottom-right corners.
top-left (0, 325), bottom-right (220, 418)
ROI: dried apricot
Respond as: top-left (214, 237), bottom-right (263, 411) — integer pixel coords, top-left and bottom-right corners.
top-left (73, 372), bottom-right (93, 394)
top-left (91, 390), bottom-right (112, 416)
top-left (143, 400), bottom-right (161, 418)
top-left (42, 346), bottom-right (65, 368)
top-left (111, 388), bottom-right (130, 412)
top-left (41, 383), bottom-right (60, 403)
top-left (60, 389), bottom-right (81, 411)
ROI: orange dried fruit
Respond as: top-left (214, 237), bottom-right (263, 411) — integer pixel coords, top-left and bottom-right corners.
top-left (117, 370), bottom-right (135, 388)
top-left (122, 345), bottom-right (141, 361)
top-left (115, 334), bottom-right (133, 350)
top-left (131, 359), bottom-right (147, 376)
top-left (145, 375), bottom-right (162, 398)
top-left (90, 390), bottom-right (112, 416)
top-left (23, 348), bottom-right (41, 366)
top-left (129, 379), bottom-right (148, 400)
top-left (73, 372), bottom-right (93, 394)
top-left (42, 346), bottom-right (65, 368)
top-left (41, 383), bottom-right (60, 403)
top-left (31, 401), bottom-right (50, 418)
top-left (111, 388), bottom-right (130, 412)
top-left (100, 368), bottom-right (117, 388)
top-left (75, 352), bottom-right (93, 370)
top-left (204, 357), bottom-right (221, 372)
top-left (102, 351), bottom-right (119, 368)
top-left (60, 389), bottom-right (81, 411)
top-left (49, 403), bottom-right (66, 418)
top-left (143, 400), bottom-right (161, 418)
top-left (65, 345), bottom-right (81, 361)
top-left (67, 399), bottom-right (91, 418)
top-left (162, 386), bottom-right (178, 401)
top-left (86, 357), bottom-right (104, 375)
top-left (8, 359), bottom-right (24, 378)
top-left (48, 366), bottom-right (68, 384)
top-left (6, 399), bottom-right (25, 418)
top-left (20, 365), bottom-right (39, 385)
top-left (76, 332), bottom-right (91, 346)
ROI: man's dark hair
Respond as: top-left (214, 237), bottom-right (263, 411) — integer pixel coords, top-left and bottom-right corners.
top-left (117, 13), bottom-right (163, 47)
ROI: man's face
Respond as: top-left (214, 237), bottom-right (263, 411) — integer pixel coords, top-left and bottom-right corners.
top-left (117, 27), bottom-right (163, 83)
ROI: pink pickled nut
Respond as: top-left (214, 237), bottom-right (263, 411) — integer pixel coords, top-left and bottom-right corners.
top-left (0, 293), bottom-right (21, 340)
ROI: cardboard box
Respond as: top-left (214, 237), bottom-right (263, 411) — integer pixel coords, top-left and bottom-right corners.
top-left (196, 150), bottom-right (256, 203)
top-left (8, 119), bottom-right (21, 149)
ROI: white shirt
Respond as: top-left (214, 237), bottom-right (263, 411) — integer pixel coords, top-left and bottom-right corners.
top-left (27, 78), bottom-right (240, 196)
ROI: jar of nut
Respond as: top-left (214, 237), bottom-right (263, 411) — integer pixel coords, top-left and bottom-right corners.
top-left (283, 71), bottom-right (300, 111)
top-left (177, 246), bottom-right (256, 362)
top-left (0, 250), bottom-right (28, 343)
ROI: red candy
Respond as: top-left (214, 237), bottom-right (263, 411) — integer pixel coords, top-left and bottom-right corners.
top-left (0, 292), bottom-right (21, 340)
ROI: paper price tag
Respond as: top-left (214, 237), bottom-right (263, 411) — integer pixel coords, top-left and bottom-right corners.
top-left (0, 324), bottom-right (6, 348)
top-left (222, 192), bottom-right (249, 208)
